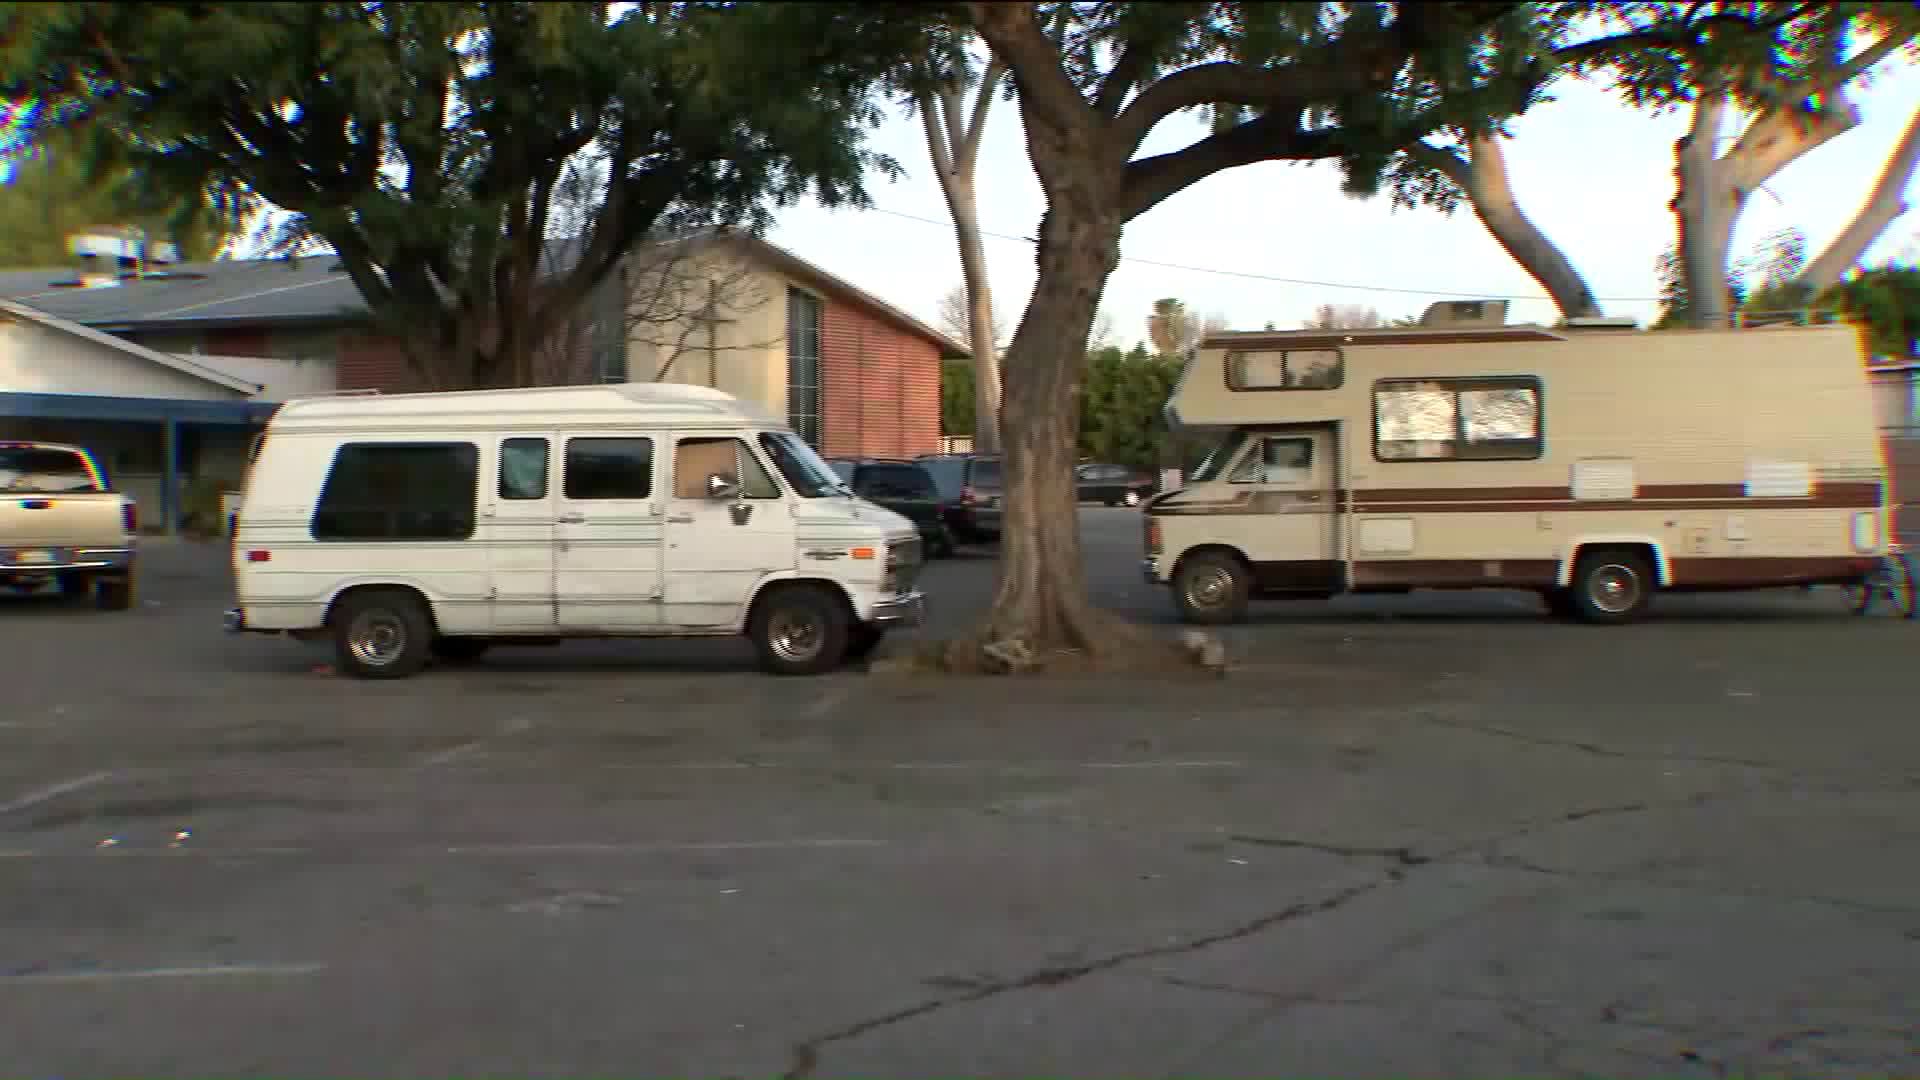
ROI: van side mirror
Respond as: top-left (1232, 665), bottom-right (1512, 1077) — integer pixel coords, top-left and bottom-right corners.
top-left (705, 473), bottom-right (740, 501)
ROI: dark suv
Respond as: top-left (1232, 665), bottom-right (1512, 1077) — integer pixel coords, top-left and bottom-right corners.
top-left (828, 459), bottom-right (955, 557)
top-left (915, 453), bottom-right (1002, 543)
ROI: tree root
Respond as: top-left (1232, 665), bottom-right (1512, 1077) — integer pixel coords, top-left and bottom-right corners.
top-left (875, 611), bottom-right (1230, 679)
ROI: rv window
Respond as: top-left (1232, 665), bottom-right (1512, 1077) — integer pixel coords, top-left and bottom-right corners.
top-left (1230, 437), bottom-right (1313, 484)
top-left (564, 437), bottom-right (654, 500)
top-left (311, 442), bottom-right (479, 541)
top-left (1226, 348), bottom-right (1343, 391)
top-left (1188, 431), bottom-right (1248, 483)
top-left (1373, 377), bottom-right (1542, 462)
top-left (499, 438), bottom-right (549, 500)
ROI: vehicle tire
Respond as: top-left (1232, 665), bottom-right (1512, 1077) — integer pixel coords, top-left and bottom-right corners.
top-left (844, 623), bottom-right (884, 662)
top-left (431, 636), bottom-right (492, 665)
top-left (929, 525), bottom-right (956, 559)
top-left (1568, 550), bottom-right (1654, 624)
top-left (331, 589), bottom-right (434, 679)
top-left (749, 585), bottom-right (849, 676)
top-left (1103, 495), bottom-right (1119, 507)
top-left (1849, 551), bottom-right (1916, 619)
top-left (94, 575), bottom-right (133, 612)
top-left (1173, 550), bottom-right (1251, 625)
top-left (1123, 489), bottom-right (1143, 507)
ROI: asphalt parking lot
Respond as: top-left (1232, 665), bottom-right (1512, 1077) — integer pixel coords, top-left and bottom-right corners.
top-left (2, 507), bottom-right (1917, 1077)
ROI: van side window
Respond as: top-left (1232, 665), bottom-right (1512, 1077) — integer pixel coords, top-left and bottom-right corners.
top-left (1373, 377), bottom-right (1542, 461)
top-left (1230, 437), bottom-right (1313, 484)
top-left (674, 437), bottom-right (780, 499)
top-left (564, 438), bottom-right (653, 500)
top-left (499, 438), bottom-right (549, 500)
top-left (311, 442), bottom-right (478, 541)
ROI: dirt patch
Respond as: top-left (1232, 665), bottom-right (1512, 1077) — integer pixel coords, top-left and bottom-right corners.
top-left (24, 793), bottom-right (355, 831)
top-left (873, 623), bottom-right (1228, 679)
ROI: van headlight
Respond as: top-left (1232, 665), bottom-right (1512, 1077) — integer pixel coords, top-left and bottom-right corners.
top-left (883, 538), bottom-right (922, 594)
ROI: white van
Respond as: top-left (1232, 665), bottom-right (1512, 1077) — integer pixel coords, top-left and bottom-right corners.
top-left (1145, 304), bottom-right (1890, 624)
top-left (224, 383), bottom-right (926, 677)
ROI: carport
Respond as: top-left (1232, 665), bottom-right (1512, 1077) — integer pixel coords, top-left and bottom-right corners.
top-left (1, 299), bottom-right (274, 535)
top-left (0, 391), bottom-right (279, 535)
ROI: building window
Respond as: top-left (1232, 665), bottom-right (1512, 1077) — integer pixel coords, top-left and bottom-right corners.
top-left (787, 287), bottom-right (823, 447)
top-left (1373, 376), bottom-right (1543, 462)
top-left (311, 442), bottom-right (479, 540)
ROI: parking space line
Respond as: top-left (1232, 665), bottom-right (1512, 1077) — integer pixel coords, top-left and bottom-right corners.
top-left (417, 715), bottom-right (536, 768)
top-left (0, 837), bottom-right (885, 859)
top-left (0, 963), bottom-right (325, 986)
top-left (0, 771), bottom-right (114, 817)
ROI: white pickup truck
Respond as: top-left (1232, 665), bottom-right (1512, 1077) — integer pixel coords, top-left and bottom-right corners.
top-left (0, 440), bottom-right (138, 609)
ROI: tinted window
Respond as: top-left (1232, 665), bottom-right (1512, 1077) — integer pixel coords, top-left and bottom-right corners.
top-left (0, 446), bottom-right (101, 494)
top-left (918, 458), bottom-right (961, 497)
top-left (311, 442), bottom-right (478, 541)
top-left (857, 465), bottom-right (934, 499)
top-left (968, 457), bottom-right (1003, 487)
top-left (829, 461), bottom-right (856, 483)
top-left (1230, 437), bottom-right (1314, 484)
top-left (499, 438), bottom-right (548, 500)
top-left (564, 438), bottom-right (654, 499)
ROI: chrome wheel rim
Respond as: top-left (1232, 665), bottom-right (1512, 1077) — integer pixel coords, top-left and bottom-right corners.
top-left (1184, 566), bottom-right (1235, 610)
top-left (1587, 563), bottom-right (1641, 614)
top-left (347, 610), bottom-right (408, 667)
top-left (768, 609), bottom-right (824, 663)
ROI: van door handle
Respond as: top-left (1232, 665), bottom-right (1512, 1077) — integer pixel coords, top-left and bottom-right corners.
top-left (666, 514), bottom-right (694, 524)
top-left (556, 513), bottom-right (586, 524)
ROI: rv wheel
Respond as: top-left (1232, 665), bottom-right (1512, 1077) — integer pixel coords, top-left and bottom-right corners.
top-left (1174, 551), bottom-right (1250, 625)
top-left (1569, 552), bottom-right (1653, 624)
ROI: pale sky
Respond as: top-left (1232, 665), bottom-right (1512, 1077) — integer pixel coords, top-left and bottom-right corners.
top-left (768, 64), bottom-right (1920, 352)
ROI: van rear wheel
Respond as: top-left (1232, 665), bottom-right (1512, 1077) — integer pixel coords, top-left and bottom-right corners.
top-left (750, 585), bottom-right (849, 676)
top-left (1569, 551), bottom-right (1654, 624)
top-left (332, 589), bottom-right (433, 679)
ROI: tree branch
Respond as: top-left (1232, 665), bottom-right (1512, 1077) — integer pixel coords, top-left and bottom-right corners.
top-left (1113, 58), bottom-right (1389, 157)
top-left (959, 56), bottom-right (1007, 170)
top-left (1091, 40), bottom-right (1152, 118)
top-left (1724, 83), bottom-right (1858, 194)
top-left (1797, 106), bottom-right (1920, 295)
top-left (965, 2), bottom-right (1095, 137)
top-left (919, 90), bottom-right (956, 178)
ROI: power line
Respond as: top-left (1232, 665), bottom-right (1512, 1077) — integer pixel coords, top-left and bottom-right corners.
top-left (858, 203), bottom-right (1667, 304)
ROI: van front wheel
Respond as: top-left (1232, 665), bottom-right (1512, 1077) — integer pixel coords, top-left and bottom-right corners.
top-left (750, 586), bottom-right (849, 676)
top-left (332, 589), bottom-right (433, 679)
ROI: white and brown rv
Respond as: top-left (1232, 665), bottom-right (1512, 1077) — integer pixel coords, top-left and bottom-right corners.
top-left (1143, 301), bottom-right (1891, 624)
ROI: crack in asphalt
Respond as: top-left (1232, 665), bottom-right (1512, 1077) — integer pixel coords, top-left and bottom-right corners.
top-left (779, 794), bottom-right (1695, 1079)
top-left (1476, 852), bottom-right (1920, 918)
top-left (1411, 712), bottom-right (1783, 772)
top-left (1224, 834), bottom-right (1426, 864)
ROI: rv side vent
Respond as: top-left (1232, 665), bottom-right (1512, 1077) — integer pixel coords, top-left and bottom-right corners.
top-left (1565, 316), bottom-right (1639, 331)
top-left (1419, 299), bottom-right (1509, 328)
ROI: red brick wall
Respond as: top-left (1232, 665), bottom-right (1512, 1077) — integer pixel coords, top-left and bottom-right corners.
top-left (818, 298), bottom-right (942, 459)
top-left (203, 327), bottom-right (273, 357)
top-left (335, 332), bottom-right (425, 393)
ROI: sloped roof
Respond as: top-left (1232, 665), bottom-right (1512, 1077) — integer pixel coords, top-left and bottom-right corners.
top-left (0, 235), bottom-right (972, 360)
top-left (0, 298), bottom-right (262, 394)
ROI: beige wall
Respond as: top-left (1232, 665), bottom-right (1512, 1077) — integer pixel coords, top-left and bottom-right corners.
top-left (622, 245), bottom-right (791, 416)
top-left (0, 316), bottom-right (244, 402)
top-left (189, 352), bottom-right (339, 402)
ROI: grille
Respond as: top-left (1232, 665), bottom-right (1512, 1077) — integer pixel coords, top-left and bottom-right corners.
top-left (887, 538), bottom-right (923, 594)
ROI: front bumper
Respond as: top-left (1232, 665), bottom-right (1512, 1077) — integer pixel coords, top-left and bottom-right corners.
top-left (224, 607), bottom-right (246, 633)
top-left (869, 592), bottom-right (926, 628)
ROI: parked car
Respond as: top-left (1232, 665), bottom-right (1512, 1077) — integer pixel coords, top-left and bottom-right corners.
top-left (0, 440), bottom-right (138, 609)
top-left (1075, 462), bottom-right (1157, 507)
top-left (915, 453), bottom-right (1003, 543)
top-left (827, 458), bottom-right (955, 557)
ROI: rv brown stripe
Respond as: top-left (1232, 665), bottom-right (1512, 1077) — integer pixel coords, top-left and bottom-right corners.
top-left (1151, 482), bottom-right (1882, 516)
top-left (1668, 556), bottom-right (1877, 588)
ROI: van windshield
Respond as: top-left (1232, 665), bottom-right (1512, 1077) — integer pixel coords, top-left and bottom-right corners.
top-left (0, 446), bottom-right (102, 493)
top-left (1187, 432), bottom-right (1247, 484)
top-left (758, 432), bottom-right (849, 498)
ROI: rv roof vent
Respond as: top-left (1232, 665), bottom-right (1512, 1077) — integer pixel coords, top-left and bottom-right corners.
top-left (1419, 299), bottom-right (1509, 328)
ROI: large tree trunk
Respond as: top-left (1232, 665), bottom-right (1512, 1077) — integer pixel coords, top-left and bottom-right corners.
top-left (947, 183), bottom-right (1004, 454)
top-left (1673, 94), bottom-right (1739, 328)
top-left (972, 202), bottom-right (1128, 662)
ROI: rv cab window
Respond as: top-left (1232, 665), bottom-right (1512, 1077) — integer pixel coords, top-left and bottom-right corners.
top-left (1188, 431), bottom-right (1248, 483)
top-left (1230, 436), bottom-right (1313, 485)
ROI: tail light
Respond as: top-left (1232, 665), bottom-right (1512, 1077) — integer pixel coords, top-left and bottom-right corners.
top-left (122, 502), bottom-right (137, 534)
top-left (959, 485), bottom-right (979, 506)
top-left (1144, 517), bottom-right (1162, 555)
